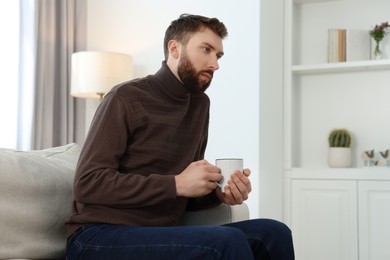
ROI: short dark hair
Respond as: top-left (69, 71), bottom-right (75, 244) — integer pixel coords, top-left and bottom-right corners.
top-left (163, 14), bottom-right (228, 60)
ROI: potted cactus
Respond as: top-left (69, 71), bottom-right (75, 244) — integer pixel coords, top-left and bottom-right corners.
top-left (328, 128), bottom-right (352, 168)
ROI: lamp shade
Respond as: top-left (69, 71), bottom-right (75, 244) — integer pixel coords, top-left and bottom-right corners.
top-left (71, 51), bottom-right (133, 99)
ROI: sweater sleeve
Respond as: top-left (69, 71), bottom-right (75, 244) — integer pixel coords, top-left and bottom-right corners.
top-left (73, 92), bottom-right (177, 209)
top-left (185, 191), bottom-right (221, 211)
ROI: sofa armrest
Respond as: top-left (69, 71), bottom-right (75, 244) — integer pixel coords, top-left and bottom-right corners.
top-left (180, 203), bottom-right (250, 226)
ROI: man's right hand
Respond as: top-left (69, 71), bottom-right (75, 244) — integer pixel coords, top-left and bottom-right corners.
top-left (175, 160), bottom-right (222, 197)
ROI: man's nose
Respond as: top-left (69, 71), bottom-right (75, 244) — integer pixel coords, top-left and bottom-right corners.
top-left (209, 58), bottom-right (219, 71)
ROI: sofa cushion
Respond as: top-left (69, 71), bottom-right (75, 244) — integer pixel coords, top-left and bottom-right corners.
top-left (0, 143), bottom-right (80, 259)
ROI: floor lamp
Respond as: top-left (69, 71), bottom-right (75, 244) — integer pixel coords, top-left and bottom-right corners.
top-left (71, 51), bottom-right (133, 100)
top-left (70, 51), bottom-right (133, 134)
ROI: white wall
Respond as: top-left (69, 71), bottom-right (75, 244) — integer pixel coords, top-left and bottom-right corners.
top-left (86, 0), bottom-right (261, 217)
top-left (259, 0), bottom-right (285, 220)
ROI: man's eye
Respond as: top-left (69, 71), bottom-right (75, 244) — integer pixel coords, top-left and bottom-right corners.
top-left (202, 47), bottom-right (211, 53)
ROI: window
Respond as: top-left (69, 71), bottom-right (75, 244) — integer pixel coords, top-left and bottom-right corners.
top-left (0, 1), bottom-right (19, 148)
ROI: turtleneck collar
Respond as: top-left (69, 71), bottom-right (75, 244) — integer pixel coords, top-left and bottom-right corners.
top-left (154, 61), bottom-right (190, 99)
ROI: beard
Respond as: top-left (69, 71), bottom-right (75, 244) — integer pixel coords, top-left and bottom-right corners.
top-left (177, 51), bottom-right (213, 95)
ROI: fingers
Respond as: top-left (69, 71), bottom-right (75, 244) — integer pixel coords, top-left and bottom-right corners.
top-left (227, 181), bottom-right (247, 204)
top-left (177, 160), bottom-right (222, 197)
top-left (235, 171), bottom-right (252, 193)
top-left (185, 160), bottom-right (250, 203)
top-left (193, 160), bottom-right (220, 173)
top-left (191, 159), bottom-right (210, 166)
top-left (223, 185), bottom-right (244, 205)
top-left (207, 179), bottom-right (219, 190)
top-left (222, 170), bottom-right (252, 205)
top-left (243, 168), bottom-right (251, 177)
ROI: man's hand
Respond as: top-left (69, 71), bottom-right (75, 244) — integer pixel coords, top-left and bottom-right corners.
top-left (216, 168), bottom-right (251, 205)
top-left (175, 160), bottom-right (222, 197)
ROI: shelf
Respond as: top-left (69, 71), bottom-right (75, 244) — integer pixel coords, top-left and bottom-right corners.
top-left (285, 167), bottom-right (390, 180)
top-left (292, 59), bottom-right (390, 75)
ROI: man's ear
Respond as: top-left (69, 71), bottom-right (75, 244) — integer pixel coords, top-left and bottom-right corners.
top-left (167, 40), bottom-right (181, 59)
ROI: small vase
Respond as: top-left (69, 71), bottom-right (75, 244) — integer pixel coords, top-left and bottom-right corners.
top-left (374, 40), bottom-right (383, 59)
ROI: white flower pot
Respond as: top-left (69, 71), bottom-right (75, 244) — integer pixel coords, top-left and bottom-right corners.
top-left (328, 147), bottom-right (352, 168)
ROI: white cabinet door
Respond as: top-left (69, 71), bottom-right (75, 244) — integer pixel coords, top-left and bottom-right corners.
top-left (291, 179), bottom-right (358, 260)
top-left (358, 181), bottom-right (390, 260)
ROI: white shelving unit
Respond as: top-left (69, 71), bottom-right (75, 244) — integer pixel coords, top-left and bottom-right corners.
top-left (283, 0), bottom-right (390, 259)
top-left (284, 0), bottom-right (390, 170)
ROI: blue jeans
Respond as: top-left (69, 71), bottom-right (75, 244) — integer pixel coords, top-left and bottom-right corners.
top-left (66, 219), bottom-right (294, 260)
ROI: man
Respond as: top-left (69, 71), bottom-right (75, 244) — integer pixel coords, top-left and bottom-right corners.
top-left (66, 14), bottom-right (294, 259)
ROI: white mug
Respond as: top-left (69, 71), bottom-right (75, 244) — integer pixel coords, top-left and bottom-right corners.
top-left (215, 158), bottom-right (243, 189)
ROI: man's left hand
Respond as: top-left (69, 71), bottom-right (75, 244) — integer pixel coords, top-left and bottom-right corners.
top-left (216, 168), bottom-right (252, 205)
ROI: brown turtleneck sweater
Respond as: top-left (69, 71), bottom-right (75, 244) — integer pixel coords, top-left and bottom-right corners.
top-left (65, 62), bottom-right (220, 237)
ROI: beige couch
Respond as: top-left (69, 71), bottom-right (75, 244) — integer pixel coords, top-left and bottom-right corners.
top-left (0, 143), bottom-right (249, 259)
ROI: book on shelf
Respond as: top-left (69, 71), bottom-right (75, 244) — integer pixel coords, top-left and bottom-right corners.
top-left (328, 28), bottom-right (370, 63)
top-left (328, 29), bottom-right (346, 63)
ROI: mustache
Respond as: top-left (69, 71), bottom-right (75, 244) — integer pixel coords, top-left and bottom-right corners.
top-left (200, 70), bottom-right (214, 78)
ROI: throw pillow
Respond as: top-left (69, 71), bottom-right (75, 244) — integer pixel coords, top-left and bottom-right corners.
top-left (0, 143), bottom-right (80, 259)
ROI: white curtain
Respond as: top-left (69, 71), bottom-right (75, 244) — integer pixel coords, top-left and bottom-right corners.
top-left (18, 0), bottom-right (87, 150)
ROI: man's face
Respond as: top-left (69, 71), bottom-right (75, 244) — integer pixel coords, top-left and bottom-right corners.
top-left (177, 50), bottom-right (211, 94)
top-left (177, 27), bottom-right (224, 94)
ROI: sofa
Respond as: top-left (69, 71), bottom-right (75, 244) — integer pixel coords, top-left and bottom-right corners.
top-left (0, 143), bottom-right (249, 259)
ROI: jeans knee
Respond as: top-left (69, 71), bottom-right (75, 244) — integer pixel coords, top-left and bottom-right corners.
top-left (216, 226), bottom-right (247, 244)
top-left (269, 219), bottom-right (291, 234)
top-left (212, 226), bottom-right (253, 259)
top-left (235, 219), bottom-right (293, 244)
top-left (270, 219), bottom-right (292, 239)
